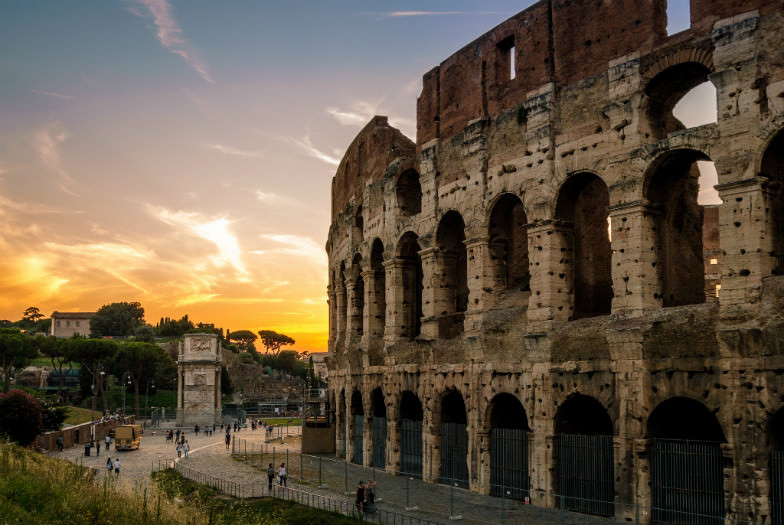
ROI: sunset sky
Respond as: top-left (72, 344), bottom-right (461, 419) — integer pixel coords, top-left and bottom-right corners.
top-left (0, 1), bottom-right (693, 351)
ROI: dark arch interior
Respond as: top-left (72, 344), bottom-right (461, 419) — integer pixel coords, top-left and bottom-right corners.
top-left (398, 232), bottom-right (423, 339)
top-left (645, 62), bottom-right (712, 138)
top-left (436, 211), bottom-right (468, 326)
top-left (397, 169), bottom-right (422, 216)
top-left (489, 193), bottom-right (530, 292)
top-left (441, 390), bottom-right (467, 424)
top-left (647, 149), bottom-right (710, 307)
top-left (371, 387), bottom-right (386, 418)
top-left (351, 255), bottom-right (364, 336)
top-left (400, 390), bottom-right (423, 421)
top-left (351, 390), bottom-right (364, 416)
top-left (555, 173), bottom-right (612, 319)
top-left (762, 130), bottom-right (784, 274)
top-left (555, 395), bottom-right (613, 435)
top-left (354, 205), bottom-right (364, 242)
top-left (490, 393), bottom-right (529, 430)
top-left (647, 397), bottom-right (726, 442)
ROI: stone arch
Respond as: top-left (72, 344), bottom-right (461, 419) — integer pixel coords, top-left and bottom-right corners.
top-left (436, 210), bottom-right (468, 337)
top-left (370, 387), bottom-right (387, 468)
top-left (338, 261), bottom-right (348, 340)
top-left (439, 389), bottom-right (469, 487)
top-left (350, 389), bottom-right (364, 465)
top-left (645, 148), bottom-right (715, 307)
top-left (354, 205), bottom-right (364, 243)
top-left (761, 128), bottom-right (784, 275)
top-left (642, 53), bottom-right (715, 139)
top-left (399, 390), bottom-right (423, 478)
top-left (554, 394), bottom-right (614, 516)
top-left (488, 393), bottom-right (530, 499)
top-left (369, 239), bottom-right (386, 352)
top-left (397, 168), bottom-right (422, 216)
top-left (488, 193), bottom-right (530, 293)
top-left (555, 172), bottom-right (612, 319)
top-left (647, 397), bottom-right (726, 525)
top-left (338, 388), bottom-right (347, 458)
top-left (350, 254), bottom-right (364, 337)
top-left (397, 232), bottom-right (423, 340)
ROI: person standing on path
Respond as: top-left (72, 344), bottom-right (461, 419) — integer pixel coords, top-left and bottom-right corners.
top-left (278, 462), bottom-right (287, 486)
top-left (106, 457), bottom-right (113, 476)
top-left (267, 463), bottom-right (275, 491)
top-left (355, 480), bottom-right (366, 513)
top-left (95, 440), bottom-right (100, 456)
top-left (56, 435), bottom-right (63, 451)
top-left (105, 434), bottom-right (110, 450)
top-left (113, 458), bottom-right (120, 477)
top-left (176, 442), bottom-right (182, 458)
top-left (183, 440), bottom-right (190, 459)
top-left (225, 430), bottom-right (231, 449)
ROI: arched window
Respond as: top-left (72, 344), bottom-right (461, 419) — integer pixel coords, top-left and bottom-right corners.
top-left (489, 393), bottom-right (530, 500)
top-left (398, 233), bottom-right (423, 340)
top-left (397, 169), bottom-right (422, 216)
top-left (762, 130), bottom-right (784, 275)
top-left (439, 390), bottom-right (468, 488)
top-left (436, 211), bottom-right (468, 337)
top-left (371, 388), bottom-right (386, 469)
top-left (644, 61), bottom-right (715, 139)
top-left (488, 194), bottom-right (529, 292)
top-left (400, 391), bottom-right (423, 478)
top-left (370, 239), bottom-right (386, 339)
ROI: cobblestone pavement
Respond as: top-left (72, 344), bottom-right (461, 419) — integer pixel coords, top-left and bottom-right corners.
top-left (52, 425), bottom-right (624, 525)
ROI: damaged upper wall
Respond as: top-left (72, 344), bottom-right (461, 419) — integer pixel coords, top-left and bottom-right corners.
top-left (416, 0), bottom-right (781, 148)
top-left (331, 116), bottom-right (415, 222)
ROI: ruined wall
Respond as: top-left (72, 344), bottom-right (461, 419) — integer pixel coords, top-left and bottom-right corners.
top-left (327, 1), bottom-right (784, 523)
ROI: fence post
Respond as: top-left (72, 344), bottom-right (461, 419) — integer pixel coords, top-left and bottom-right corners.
top-left (319, 456), bottom-right (323, 487)
top-left (344, 460), bottom-right (348, 494)
top-left (300, 452), bottom-right (303, 482)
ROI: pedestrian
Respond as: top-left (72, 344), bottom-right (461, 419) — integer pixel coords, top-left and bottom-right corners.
top-left (95, 440), bottom-right (100, 456)
top-left (56, 435), bottom-right (63, 452)
top-left (105, 434), bottom-right (111, 450)
top-left (355, 480), bottom-right (366, 513)
top-left (267, 463), bottom-right (275, 491)
top-left (183, 440), bottom-right (190, 458)
top-left (366, 479), bottom-right (377, 513)
top-left (175, 429), bottom-right (180, 442)
top-left (278, 462), bottom-right (287, 486)
top-left (180, 432), bottom-right (186, 444)
top-left (106, 457), bottom-right (113, 476)
top-left (225, 430), bottom-right (231, 449)
top-left (194, 424), bottom-right (199, 435)
top-left (176, 442), bottom-right (182, 458)
top-left (113, 458), bottom-right (120, 477)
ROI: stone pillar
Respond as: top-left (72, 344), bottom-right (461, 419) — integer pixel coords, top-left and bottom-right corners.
top-left (418, 247), bottom-right (439, 339)
top-left (334, 283), bottom-right (346, 350)
top-left (527, 221), bottom-right (571, 330)
top-left (361, 270), bottom-right (374, 348)
top-left (716, 178), bottom-right (774, 315)
top-left (608, 201), bottom-right (662, 315)
top-left (327, 286), bottom-right (337, 349)
top-left (383, 259), bottom-right (405, 344)
top-left (176, 333), bottom-right (222, 426)
top-left (475, 428), bottom-right (491, 495)
top-left (345, 280), bottom-right (359, 342)
top-left (633, 439), bottom-right (651, 525)
top-left (176, 342), bottom-right (183, 411)
top-left (464, 236), bottom-right (490, 335)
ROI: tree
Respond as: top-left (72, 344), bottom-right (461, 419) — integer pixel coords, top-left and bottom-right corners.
top-left (0, 329), bottom-right (38, 393)
top-left (36, 335), bottom-right (74, 399)
top-left (23, 306), bottom-right (44, 323)
top-left (155, 315), bottom-right (195, 337)
top-left (258, 330), bottom-right (295, 356)
top-left (70, 338), bottom-right (118, 411)
top-left (0, 389), bottom-right (43, 445)
top-left (113, 342), bottom-right (174, 417)
top-left (228, 329), bottom-right (257, 352)
top-left (90, 301), bottom-right (145, 337)
top-left (220, 364), bottom-right (234, 397)
top-left (134, 325), bottom-right (155, 342)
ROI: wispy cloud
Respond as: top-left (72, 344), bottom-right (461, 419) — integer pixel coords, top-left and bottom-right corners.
top-left (150, 205), bottom-right (249, 276)
top-left (258, 234), bottom-right (327, 266)
top-left (204, 143), bottom-right (260, 157)
top-left (287, 136), bottom-right (340, 166)
top-left (132, 0), bottom-right (214, 84)
top-left (255, 190), bottom-right (295, 207)
top-left (374, 11), bottom-right (506, 18)
top-left (325, 101), bottom-right (378, 126)
top-left (32, 89), bottom-right (73, 100)
top-left (32, 122), bottom-right (77, 196)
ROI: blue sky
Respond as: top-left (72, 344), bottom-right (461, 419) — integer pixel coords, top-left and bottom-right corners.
top-left (0, 1), bottom-right (694, 349)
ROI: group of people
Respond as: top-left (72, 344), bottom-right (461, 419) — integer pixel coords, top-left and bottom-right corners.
top-left (266, 462), bottom-right (288, 489)
top-left (355, 479), bottom-right (377, 513)
top-left (105, 457), bottom-right (121, 476)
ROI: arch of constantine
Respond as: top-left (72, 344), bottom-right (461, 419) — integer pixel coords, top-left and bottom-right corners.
top-left (326, 1), bottom-right (784, 523)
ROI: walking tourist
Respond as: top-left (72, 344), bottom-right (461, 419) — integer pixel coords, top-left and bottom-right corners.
top-left (278, 462), bottom-right (287, 486)
top-left (267, 463), bottom-right (275, 491)
top-left (113, 458), bottom-right (120, 477)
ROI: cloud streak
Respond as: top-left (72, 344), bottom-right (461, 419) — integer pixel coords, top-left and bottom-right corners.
top-left (32, 122), bottom-right (77, 196)
top-left (32, 90), bottom-right (73, 100)
top-left (374, 11), bottom-right (507, 18)
top-left (288, 136), bottom-right (340, 166)
top-left (204, 143), bottom-right (260, 157)
top-left (133, 0), bottom-right (214, 84)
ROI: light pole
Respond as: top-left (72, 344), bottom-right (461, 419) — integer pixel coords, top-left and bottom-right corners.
top-left (122, 371), bottom-right (132, 416)
top-left (145, 378), bottom-right (155, 428)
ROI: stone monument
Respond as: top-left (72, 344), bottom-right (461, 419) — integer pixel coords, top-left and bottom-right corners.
top-left (176, 333), bottom-right (222, 426)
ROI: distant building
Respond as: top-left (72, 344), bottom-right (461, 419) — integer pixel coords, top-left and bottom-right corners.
top-left (50, 311), bottom-right (94, 338)
top-left (309, 352), bottom-right (329, 380)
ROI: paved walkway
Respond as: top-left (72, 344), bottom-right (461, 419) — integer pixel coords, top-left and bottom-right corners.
top-left (52, 425), bottom-right (623, 525)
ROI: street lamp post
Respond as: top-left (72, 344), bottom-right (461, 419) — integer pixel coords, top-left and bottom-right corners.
top-left (122, 372), bottom-right (132, 416)
top-left (145, 378), bottom-right (155, 428)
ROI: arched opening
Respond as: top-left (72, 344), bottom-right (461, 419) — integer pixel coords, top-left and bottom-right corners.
top-left (350, 390), bottom-right (364, 465)
top-left (439, 390), bottom-right (469, 488)
top-left (350, 254), bottom-right (364, 337)
top-left (371, 388), bottom-right (386, 469)
top-left (436, 211), bottom-right (468, 337)
top-left (555, 173), bottom-right (613, 319)
top-left (645, 62), bottom-right (714, 139)
top-left (370, 239), bottom-right (386, 344)
top-left (762, 130), bottom-right (784, 275)
top-left (769, 408), bottom-right (784, 525)
top-left (354, 205), bottom-right (364, 243)
top-left (489, 393), bottom-right (530, 500)
top-left (400, 390), bottom-right (423, 478)
top-left (397, 169), bottom-right (422, 216)
top-left (488, 193), bottom-right (530, 293)
top-left (646, 149), bottom-right (721, 306)
top-left (554, 395), bottom-right (614, 516)
top-left (648, 397), bottom-right (726, 524)
top-left (398, 233), bottom-right (423, 340)
top-left (338, 388), bottom-right (347, 458)
top-left (339, 262), bottom-right (347, 340)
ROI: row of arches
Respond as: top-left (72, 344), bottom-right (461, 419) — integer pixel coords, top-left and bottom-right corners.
top-left (338, 388), bottom-right (784, 523)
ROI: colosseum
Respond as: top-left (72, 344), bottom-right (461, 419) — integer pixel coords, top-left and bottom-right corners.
top-left (325, 1), bottom-right (784, 523)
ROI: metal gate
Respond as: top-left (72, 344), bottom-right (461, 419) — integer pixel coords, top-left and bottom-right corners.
top-left (353, 415), bottom-right (363, 465)
top-left (440, 422), bottom-right (469, 488)
top-left (557, 433), bottom-right (614, 516)
top-left (772, 451), bottom-right (784, 525)
top-left (401, 419), bottom-right (422, 478)
top-left (651, 439), bottom-right (724, 525)
top-left (372, 417), bottom-right (386, 469)
top-left (490, 427), bottom-right (529, 500)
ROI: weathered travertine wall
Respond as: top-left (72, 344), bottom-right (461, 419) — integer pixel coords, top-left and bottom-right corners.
top-left (327, 1), bottom-right (784, 522)
top-left (177, 333), bottom-right (222, 426)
